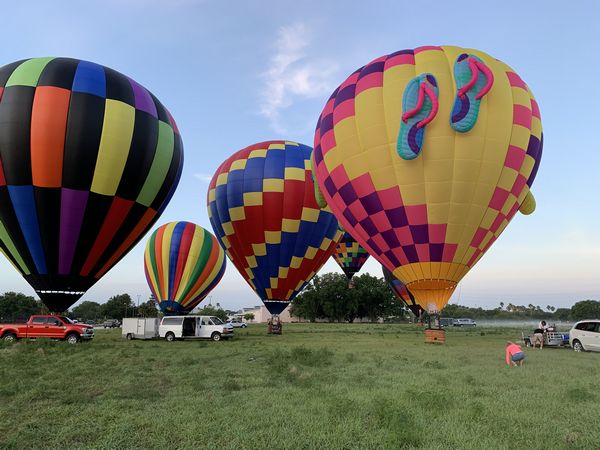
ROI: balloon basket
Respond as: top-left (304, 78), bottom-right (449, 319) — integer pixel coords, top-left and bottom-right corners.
top-left (424, 328), bottom-right (446, 344)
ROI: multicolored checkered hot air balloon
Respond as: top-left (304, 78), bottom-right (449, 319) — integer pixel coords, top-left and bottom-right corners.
top-left (382, 265), bottom-right (424, 318)
top-left (313, 46), bottom-right (542, 313)
top-left (207, 141), bottom-right (342, 315)
top-left (332, 230), bottom-right (369, 280)
top-left (144, 222), bottom-right (225, 315)
top-left (0, 57), bottom-right (183, 311)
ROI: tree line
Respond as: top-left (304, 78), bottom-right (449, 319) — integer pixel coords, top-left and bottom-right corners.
top-left (0, 292), bottom-right (159, 323)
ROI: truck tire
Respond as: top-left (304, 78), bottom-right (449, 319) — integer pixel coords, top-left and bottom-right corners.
top-left (165, 332), bottom-right (175, 342)
top-left (126, 333), bottom-right (133, 340)
top-left (66, 333), bottom-right (80, 344)
top-left (211, 332), bottom-right (221, 342)
top-left (2, 332), bottom-right (17, 342)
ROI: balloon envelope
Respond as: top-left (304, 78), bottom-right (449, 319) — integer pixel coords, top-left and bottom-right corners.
top-left (0, 57), bottom-right (183, 311)
top-left (144, 222), bottom-right (225, 315)
top-left (207, 141), bottom-right (342, 314)
top-left (332, 231), bottom-right (369, 279)
top-left (313, 46), bottom-right (542, 312)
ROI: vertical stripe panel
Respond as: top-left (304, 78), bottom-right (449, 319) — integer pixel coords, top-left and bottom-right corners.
top-left (136, 121), bottom-right (174, 206)
top-left (171, 222), bottom-right (195, 301)
top-left (90, 100), bottom-right (135, 196)
top-left (80, 197), bottom-right (134, 276)
top-left (160, 223), bottom-right (176, 300)
top-left (58, 189), bottom-right (88, 274)
top-left (30, 86), bottom-right (70, 187)
top-left (7, 186), bottom-right (47, 273)
top-left (0, 221), bottom-right (30, 274)
top-left (174, 226), bottom-right (204, 301)
top-left (95, 208), bottom-right (157, 277)
top-left (167, 222), bottom-right (187, 300)
top-left (5, 58), bottom-right (54, 87)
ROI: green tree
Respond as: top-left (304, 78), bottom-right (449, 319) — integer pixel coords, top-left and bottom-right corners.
top-left (0, 292), bottom-right (40, 323)
top-left (138, 299), bottom-right (159, 317)
top-left (101, 294), bottom-right (135, 319)
top-left (352, 273), bottom-right (396, 322)
top-left (244, 313), bottom-right (255, 321)
top-left (72, 301), bottom-right (102, 321)
top-left (196, 305), bottom-right (228, 322)
top-left (553, 308), bottom-right (571, 321)
top-left (570, 300), bottom-right (600, 321)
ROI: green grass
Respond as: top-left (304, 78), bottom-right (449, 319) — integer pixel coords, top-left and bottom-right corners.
top-left (1, 323), bottom-right (599, 449)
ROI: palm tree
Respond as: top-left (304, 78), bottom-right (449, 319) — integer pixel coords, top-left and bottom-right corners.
top-left (499, 302), bottom-right (505, 310)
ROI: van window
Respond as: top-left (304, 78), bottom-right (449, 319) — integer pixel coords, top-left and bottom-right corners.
top-left (162, 318), bottom-right (183, 326)
top-left (211, 317), bottom-right (224, 325)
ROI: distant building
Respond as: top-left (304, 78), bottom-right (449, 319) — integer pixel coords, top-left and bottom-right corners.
top-left (233, 304), bottom-right (300, 323)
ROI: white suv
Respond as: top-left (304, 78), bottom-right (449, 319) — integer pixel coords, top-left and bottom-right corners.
top-left (227, 319), bottom-right (247, 328)
top-left (569, 320), bottom-right (600, 352)
top-left (453, 318), bottom-right (477, 327)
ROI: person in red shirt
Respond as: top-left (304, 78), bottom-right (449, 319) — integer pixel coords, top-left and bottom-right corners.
top-left (505, 341), bottom-right (525, 367)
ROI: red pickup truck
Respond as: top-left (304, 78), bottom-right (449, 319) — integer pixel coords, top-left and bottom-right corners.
top-left (0, 315), bottom-right (94, 344)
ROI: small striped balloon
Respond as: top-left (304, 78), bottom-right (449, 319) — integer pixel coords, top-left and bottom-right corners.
top-left (144, 222), bottom-right (225, 315)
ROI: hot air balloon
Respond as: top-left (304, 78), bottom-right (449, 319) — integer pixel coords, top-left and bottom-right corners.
top-left (313, 46), bottom-right (542, 314)
top-left (332, 230), bottom-right (369, 280)
top-left (207, 141), bottom-right (342, 317)
top-left (0, 57), bottom-right (183, 311)
top-left (381, 265), bottom-right (424, 318)
top-left (144, 222), bottom-right (225, 315)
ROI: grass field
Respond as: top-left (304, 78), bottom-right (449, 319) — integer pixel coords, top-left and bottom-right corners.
top-left (1, 323), bottom-right (599, 449)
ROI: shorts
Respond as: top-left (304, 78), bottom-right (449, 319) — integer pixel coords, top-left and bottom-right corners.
top-left (533, 333), bottom-right (543, 344)
top-left (512, 352), bottom-right (525, 362)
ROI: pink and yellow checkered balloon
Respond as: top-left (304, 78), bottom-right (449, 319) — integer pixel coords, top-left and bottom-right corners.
top-left (313, 45), bottom-right (542, 312)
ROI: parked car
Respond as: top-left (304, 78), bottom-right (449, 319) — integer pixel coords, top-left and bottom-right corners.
top-left (453, 318), bottom-right (477, 327)
top-left (159, 316), bottom-right (234, 342)
top-left (102, 319), bottom-right (121, 328)
top-left (86, 320), bottom-right (96, 326)
top-left (227, 319), bottom-right (248, 328)
top-left (0, 315), bottom-right (94, 344)
top-left (569, 320), bottom-right (600, 352)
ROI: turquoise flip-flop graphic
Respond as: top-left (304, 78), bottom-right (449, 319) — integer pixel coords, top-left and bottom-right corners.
top-left (450, 54), bottom-right (494, 133)
top-left (397, 73), bottom-right (439, 160)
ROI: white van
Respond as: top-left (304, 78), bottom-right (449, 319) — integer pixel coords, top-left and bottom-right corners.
top-left (159, 315), bottom-right (234, 342)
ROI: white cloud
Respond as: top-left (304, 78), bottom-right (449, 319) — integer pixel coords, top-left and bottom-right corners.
top-left (259, 23), bottom-right (338, 134)
top-left (194, 173), bottom-right (213, 183)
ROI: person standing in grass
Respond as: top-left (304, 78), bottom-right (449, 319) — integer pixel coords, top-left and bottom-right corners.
top-left (505, 341), bottom-right (526, 367)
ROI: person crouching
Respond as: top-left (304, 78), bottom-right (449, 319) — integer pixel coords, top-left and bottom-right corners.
top-left (506, 341), bottom-right (526, 367)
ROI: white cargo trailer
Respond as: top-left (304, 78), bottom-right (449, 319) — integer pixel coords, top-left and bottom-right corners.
top-left (122, 318), bottom-right (159, 340)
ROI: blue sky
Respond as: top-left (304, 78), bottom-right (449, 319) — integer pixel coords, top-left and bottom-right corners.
top-left (0, 0), bottom-right (598, 310)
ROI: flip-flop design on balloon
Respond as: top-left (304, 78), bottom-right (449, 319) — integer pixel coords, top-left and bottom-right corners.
top-left (0, 57), bottom-right (183, 311)
top-left (313, 46), bottom-right (542, 313)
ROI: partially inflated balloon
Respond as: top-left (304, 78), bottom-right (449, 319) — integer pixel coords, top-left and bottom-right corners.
top-left (0, 58), bottom-right (183, 311)
top-left (208, 141), bottom-right (342, 314)
top-left (382, 265), bottom-right (424, 318)
top-left (144, 222), bottom-right (225, 315)
top-left (313, 46), bottom-right (542, 312)
top-left (332, 231), bottom-right (369, 279)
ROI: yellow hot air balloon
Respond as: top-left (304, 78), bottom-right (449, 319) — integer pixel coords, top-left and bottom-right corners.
top-left (313, 45), bottom-right (542, 313)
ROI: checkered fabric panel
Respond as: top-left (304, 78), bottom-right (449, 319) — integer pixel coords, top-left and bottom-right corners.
top-left (208, 141), bottom-right (342, 309)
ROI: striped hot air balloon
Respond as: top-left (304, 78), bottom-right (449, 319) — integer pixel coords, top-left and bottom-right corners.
top-left (0, 57), bottom-right (183, 311)
top-left (144, 222), bottom-right (225, 315)
top-left (208, 141), bottom-right (342, 315)
top-left (313, 46), bottom-right (542, 313)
